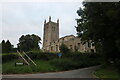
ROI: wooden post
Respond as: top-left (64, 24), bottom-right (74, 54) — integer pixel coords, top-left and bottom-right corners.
top-left (23, 52), bottom-right (37, 66)
top-left (17, 51), bottom-right (30, 66)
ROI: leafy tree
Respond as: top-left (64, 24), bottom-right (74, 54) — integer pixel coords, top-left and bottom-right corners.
top-left (76, 2), bottom-right (120, 65)
top-left (59, 43), bottom-right (70, 54)
top-left (17, 34), bottom-right (41, 52)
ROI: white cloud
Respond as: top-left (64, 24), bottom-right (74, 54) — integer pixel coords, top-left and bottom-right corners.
top-left (0, 0), bottom-right (83, 2)
top-left (0, 3), bottom-right (2, 43)
top-left (1, 2), bottom-right (83, 47)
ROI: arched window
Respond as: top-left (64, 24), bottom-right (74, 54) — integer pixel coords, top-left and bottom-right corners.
top-left (56, 45), bottom-right (58, 51)
top-left (70, 45), bottom-right (72, 49)
top-left (52, 26), bottom-right (55, 31)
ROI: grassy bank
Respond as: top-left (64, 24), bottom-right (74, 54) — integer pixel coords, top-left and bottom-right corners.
top-left (2, 52), bottom-right (101, 74)
top-left (94, 65), bottom-right (120, 78)
top-left (2, 60), bottom-right (59, 74)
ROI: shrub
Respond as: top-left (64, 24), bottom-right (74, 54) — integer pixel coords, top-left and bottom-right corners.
top-left (49, 58), bottom-right (78, 70)
top-left (59, 43), bottom-right (70, 54)
top-left (26, 51), bottom-right (58, 60)
top-left (2, 53), bottom-right (19, 63)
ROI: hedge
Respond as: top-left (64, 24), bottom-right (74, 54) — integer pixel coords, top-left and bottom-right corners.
top-left (2, 53), bottom-right (19, 63)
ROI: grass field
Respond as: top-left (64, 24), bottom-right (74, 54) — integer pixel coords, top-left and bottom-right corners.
top-left (94, 66), bottom-right (120, 78)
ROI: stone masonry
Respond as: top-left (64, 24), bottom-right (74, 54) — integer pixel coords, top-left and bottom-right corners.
top-left (42, 17), bottom-right (95, 52)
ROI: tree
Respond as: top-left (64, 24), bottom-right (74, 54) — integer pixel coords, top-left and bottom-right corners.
top-left (1, 40), bottom-right (13, 53)
top-left (17, 34), bottom-right (41, 52)
top-left (0, 42), bottom-right (1, 54)
top-left (5, 40), bottom-right (12, 53)
top-left (59, 43), bottom-right (70, 54)
top-left (1, 40), bottom-right (6, 53)
top-left (76, 2), bottom-right (120, 65)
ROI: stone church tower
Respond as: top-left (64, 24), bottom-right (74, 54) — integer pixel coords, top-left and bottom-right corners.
top-left (43, 16), bottom-right (59, 51)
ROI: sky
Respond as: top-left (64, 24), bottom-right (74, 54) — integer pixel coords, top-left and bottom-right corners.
top-left (0, 0), bottom-right (83, 48)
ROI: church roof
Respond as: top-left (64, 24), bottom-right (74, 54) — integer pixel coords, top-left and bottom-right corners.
top-left (59, 35), bottom-right (75, 39)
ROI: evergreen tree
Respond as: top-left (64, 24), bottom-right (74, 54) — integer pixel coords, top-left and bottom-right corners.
top-left (5, 40), bottom-right (12, 53)
top-left (1, 40), bottom-right (6, 53)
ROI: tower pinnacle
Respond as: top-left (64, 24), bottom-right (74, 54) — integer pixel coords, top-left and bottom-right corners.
top-left (57, 19), bottom-right (59, 23)
top-left (49, 16), bottom-right (51, 22)
top-left (44, 20), bottom-right (46, 24)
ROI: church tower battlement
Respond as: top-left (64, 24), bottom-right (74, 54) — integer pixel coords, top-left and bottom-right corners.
top-left (43, 16), bottom-right (59, 51)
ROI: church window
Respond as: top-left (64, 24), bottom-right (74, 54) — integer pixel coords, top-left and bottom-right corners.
top-left (52, 26), bottom-right (55, 31)
top-left (75, 46), bottom-right (78, 51)
top-left (51, 46), bottom-right (53, 51)
top-left (78, 43), bottom-right (80, 46)
top-left (70, 45), bottom-right (72, 49)
top-left (92, 42), bottom-right (94, 46)
top-left (56, 45), bottom-right (58, 51)
top-left (88, 42), bottom-right (91, 48)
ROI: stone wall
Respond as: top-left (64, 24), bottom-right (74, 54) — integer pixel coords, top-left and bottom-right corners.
top-left (43, 35), bottom-right (95, 52)
top-left (43, 16), bottom-right (59, 51)
top-left (42, 17), bottom-right (95, 53)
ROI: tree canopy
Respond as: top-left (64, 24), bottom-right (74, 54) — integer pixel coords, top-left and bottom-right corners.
top-left (1, 40), bottom-right (13, 53)
top-left (17, 34), bottom-right (41, 52)
top-left (76, 2), bottom-right (120, 64)
top-left (59, 43), bottom-right (70, 54)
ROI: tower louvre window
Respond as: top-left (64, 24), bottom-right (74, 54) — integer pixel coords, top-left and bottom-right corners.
top-left (52, 26), bottom-right (55, 31)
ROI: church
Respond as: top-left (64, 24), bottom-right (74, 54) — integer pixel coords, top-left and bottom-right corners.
top-left (42, 16), bottom-right (95, 52)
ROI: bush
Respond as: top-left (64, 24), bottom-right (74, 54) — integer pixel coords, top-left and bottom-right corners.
top-left (26, 51), bottom-right (58, 60)
top-left (59, 43), bottom-right (70, 54)
top-left (2, 52), bottom-right (102, 74)
top-left (49, 58), bottom-right (78, 70)
top-left (50, 53), bottom-right (100, 69)
top-left (26, 52), bottom-right (47, 60)
top-left (2, 53), bottom-right (19, 63)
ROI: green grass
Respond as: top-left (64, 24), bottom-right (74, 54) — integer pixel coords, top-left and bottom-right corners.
top-left (0, 53), bottom-right (18, 56)
top-left (94, 66), bottom-right (120, 78)
top-left (0, 64), bottom-right (2, 73)
top-left (2, 59), bottom-right (61, 74)
top-left (2, 52), bottom-right (101, 74)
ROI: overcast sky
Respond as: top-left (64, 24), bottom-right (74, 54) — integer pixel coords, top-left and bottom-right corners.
top-left (0, 1), bottom-right (83, 48)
